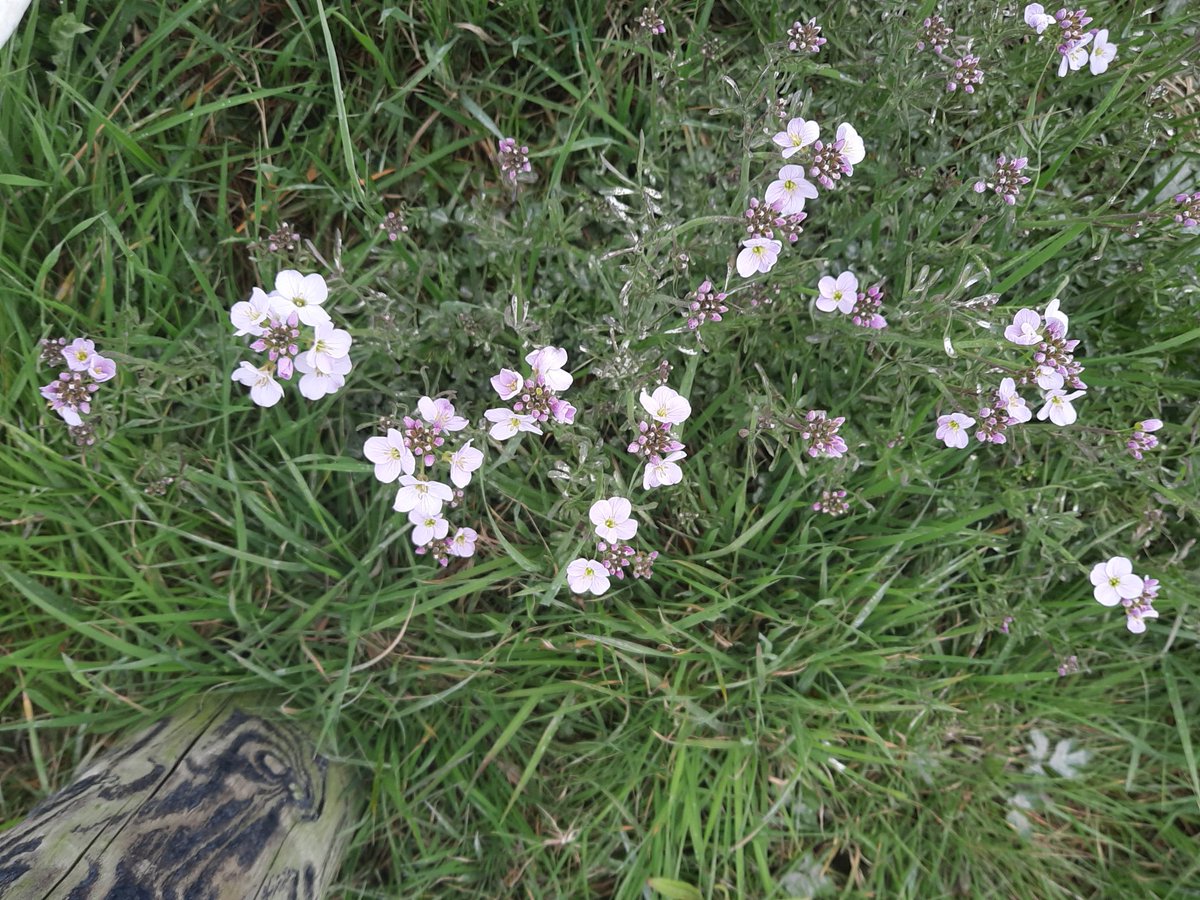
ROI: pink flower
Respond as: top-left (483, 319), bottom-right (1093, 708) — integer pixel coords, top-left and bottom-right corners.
top-left (550, 398), bottom-right (576, 425)
top-left (816, 272), bottom-right (858, 313)
top-left (86, 355), bottom-right (117, 383)
top-left (936, 413), bottom-right (975, 448)
top-left (491, 368), bottom-right (523, 400)
top-left (772, 117), bottom-right (819, 159)
top-left (394, 475), bottom-right (454, 515)
top-left (408, 509), bottom-right (449, 545)
top-left (1089, 557), bottom-right (1142, 607)
top-left (62, 338), bottom-right (95, 372)
top-left (836, 123), bottom-right (865, 168)
top-left (589, 497), bottom-right (638, 542)
top-left (1023, 3), bottom-right (1054, 33)
top-left (997, 378), bottom-right (1032, 424)
top-left (1057, 32), bottom-right (1092, 77)
top-left (525, 346), bottom-right (573, 392)
top-left (231, 361), bottom-right (284, 407)
top-left (566, 558), bottom-right (610, 595)
top-left (484, 407), bottom-right (543, 440)
top-left (448, 440), bottom-right (484, 488)
top-left (418, 396), bottom-right (468, 432)
top-left (364, 429), bottom-right (416, 483)
top-left (643, 450), bottom-right (686, 490)
top-left (1036, 389), bottom-right (1085, 426)
top-left (448, 527), bottom-right (478, 558)
top-left (1004, 309), bottom-right (1042, 345)
top-left (736, 237), bottom-right (782, 278)
top-left (764, 165), bottom-right (818, 215)
top-left (639, 386), bottom-right (691, 424)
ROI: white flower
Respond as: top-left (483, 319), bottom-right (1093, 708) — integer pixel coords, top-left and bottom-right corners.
top-left (270, 270), bottom-right (331, 326)
top-left (566, 558), bottom-right (610, 595)
top-left (448, 527), bottom-right (478, 557)
top-left (1089, 29), bottom-right (1117, 75)
top-left (484, 407), bottom-right (543, 440)
top-left (305, 321), bottom-right (352, 371)
top-left (525, 346), bottom-right (573, 391)
top-left (363, 429), bottom-right (415, 483)
top-left (408, 509), bottom-right (448, 545)
top-left (418, 396), bottom-right (468, 432)
top-left (765, 164), bottom-right (819, 215)
top-left (1089, 556), bottom-right (1142, 607)
top-left (1023, 3), bottom-right (1054, 34)
top-left (231, 362), bottom-right (284, 407)
top-left (736, 237), bottom-right (783, 278)
top-left (1057, 33), bottom-right (1092, 77)
top-left (643, 450), bottom-right (686, 490)
top-left (639, 386), bottom-right (691, 425)
top-left (816, 271), bottom-right (858, 314)
top-left (772, 117), bottom-right (819, 159)
top-left (230, 287), bottom-right (274, 336)
top-left (393, 476), bottom-right (453, 516)
top-left (293, 353), bottom-right (350, 400)
top-left (589, 497), bottom-right (638, 542)
top-left (1036, 389), bottom-right (1084, 426)
top-left (836, 122), bottom-right (865, 167)
top-left (1034, 365), bottom-right (1065, 391)
top-left (449, 440), bottom-right (484, 488)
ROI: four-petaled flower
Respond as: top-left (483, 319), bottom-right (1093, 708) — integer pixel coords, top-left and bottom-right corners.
top-left (816, 271), bottom-right (858, 313)
top-left (62, 338), bottom-right (96, 372)
top-left (1036, 389), bottom-right (1085, 426)
top-left (590, 497), bottom-right (638, 542)
top-left (1089, 557), bottom-right (1142, 606)
top-left (449, 440), bottom-right (484, 488)
top-left (737, 237), bottom-right (783, 278)
top-left (525, 346), bottom-right (573, 392)
top-left (364, 429), bottom-right (416, 483)
top-left (419, 396), bottom-right (469, 432)
top-left (231, 361), bottom-right (283, 407)
top-left (644, 450), bottom-right (686, 489)
top-left (567, 558), bottom-right (610, 595)
top-left (936, 413), bottom-right (975, 449)
top-left (305, 321), bottom-right (352, 371)
top-left (1004, 308), bottom-right (1042, 345)
top-left (1089, 29), bottom-right (1117, 75)
top-left (1023, 3), bottom-right (1054, 34)
top-left (485, 407), bottom-right (544, 440)
top-left (230, 287), bottom-right (275, 337)
top-left (293, 353), bottom-right (351, 400)
top-left (491, 368), bottom-right (523, 400)
top-left (448, 527), bottom-right (478, 557)
top-left (773, 117), bottom-right (819, 159)
top-left (639, 386), bottom-right (691, 425)
top-left (765, 165), bottom-right (818, 215)
top-left (997, 378), bottom-right (1032, 424)
top-left (1058, 32), bottom-right (1092, 77)
top-left (394, 475), bottom-right (454, 515)
top-left (408, 509), bottom-right (449, 545)
top-left (270, 270), bottom-right (331, 326)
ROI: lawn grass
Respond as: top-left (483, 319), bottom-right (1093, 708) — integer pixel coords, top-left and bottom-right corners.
top-left (2, 0), bottom-right (1199, 896)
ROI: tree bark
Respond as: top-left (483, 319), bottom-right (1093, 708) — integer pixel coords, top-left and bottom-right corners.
top-left (0, 698), bottom-right (359, 899)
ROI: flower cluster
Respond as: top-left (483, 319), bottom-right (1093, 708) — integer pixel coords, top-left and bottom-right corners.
top-left (815, 271), bottom-right (887, 330)
top-left (916, 13), bottom-right (953, 53)
top-left (684, 279), bottom-right (729, 331)
top-left (946, 53), bottom-right (984, 94)
top-left (786, 18), bottom-right (826, 54)
top-left (974, 154), bottom-right (1033, 206)
top-left (364, 397), bottom-right (481, 565)
top-left (637, 6), bottom-right (665, 36)
top-left (1023, 5), bottom-right (1117, 77)
top-left (1090, 556), bottom-right (1159, 634)
top-left (39, 337), bottom-right (117, 442)
top-left (485, 346), bottom-right (576, 439)
top-left (812, 488), bottom-right (850, 517)
top-left (628, 385), bottom-right (691, 489)
top-left (566, 496), bottom-right (659, 596)
top-left (737, 117), bottom-right (864, 279)
top-left (1172, 191), bottom-right (1200, 227)
top-left (1126, 418), bottom-right (1163, 461)
top-left (937, 298), bottom-right (1085, 448)
top-left (497, 137), bottom-right (532, 184)
top-left (230, 271), bottom-right (352, 406)
top-left (379, 210), bottom-right (409, 241)
top-left (797, 410), bottom-right (847, 458)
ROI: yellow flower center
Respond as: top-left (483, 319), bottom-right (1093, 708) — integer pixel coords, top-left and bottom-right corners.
top-left (784, 179), bottom-right (796, 190)
top-left (605, 518), bottom-right (615, 529)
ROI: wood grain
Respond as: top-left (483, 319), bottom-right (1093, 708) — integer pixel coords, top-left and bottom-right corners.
top-left (0, 699), bottom-right (359, 899)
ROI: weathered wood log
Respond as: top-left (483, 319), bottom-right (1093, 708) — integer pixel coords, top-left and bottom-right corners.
top-left (0, 698), bottom-right (360, 899)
